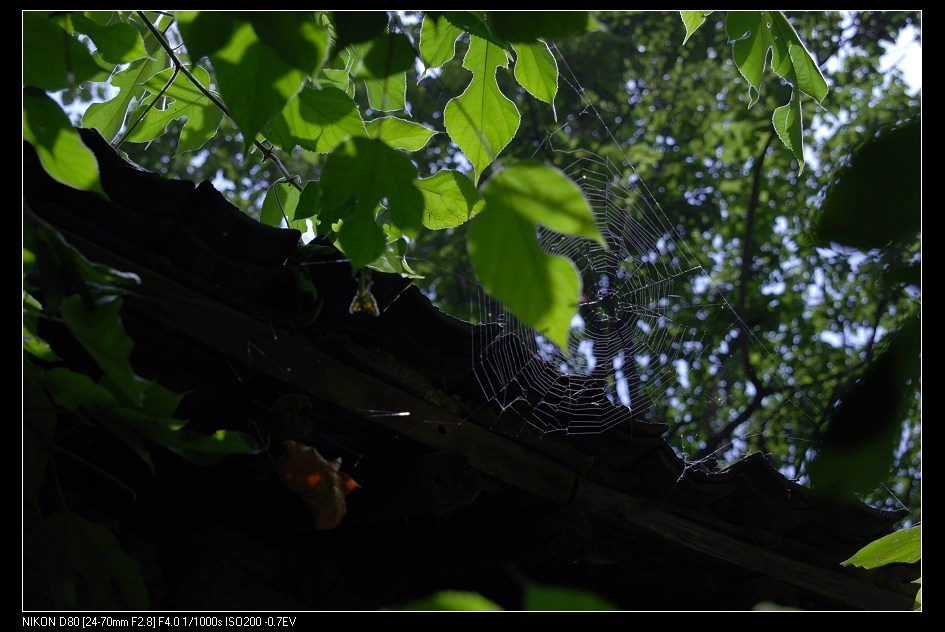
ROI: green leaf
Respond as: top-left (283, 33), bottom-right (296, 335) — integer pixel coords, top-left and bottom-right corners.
top-left (772, 90), bottom-right (805, 172)
top-left (350, 33), bottom-right (415, 79)
top-left (239, 12), bottom-right (329, 75)
top-left (512, 41), bottom-right (558, 113)
top-left (294, 180), bottom-right (323, 221)
top-left (366, 116), bottom-right (437, 151)
top-left (42, 367), bottom-right (121, 413)
top-left (125, 66), bottom-right (224, 154)
top-left (397, 591), bottom-right (503, 611)
top-left (69, 12), bottom-right (148, 64)
top-left (364, 72), bottom-right (407, 112)
top-left (82, 50), bottom-right (168, 142)
top-left (444, 35), bottom-right (520, 184)
top-left (914, 577), bottom-right (921, 610)
top-left (470, 201), bottom-right (579, 351)
top-left (206, 20), bottom-right (308, 144)
top-left (266, 86), bottom-right (367, 154)
top-left (23, 293), bottom-right (60, 362)
top-left (817, 119), bottom-right (920, 250)
top-left (176, 11), bottom-right (235, 61)
top-left (25, 213), bottom-right (140, 316)
top-left (108, 410), bottom-right (260, 464)
top-left (60, 295), bottom-right (148, 407)
top-left (319, 68), bottom-right (356, 97)
top-left (26, 513), bottom-right (149, 609)
top-left (320, 137), bottom-right (423, 268)
top-left (23, 12), bottom-right (106, 91)
top-left (481, 162), bottom-right (603, 242)
top-left (726, 11), bottom-right (828, 105)
top-left (444, 12), bottom-right (508, 49)
top-left (487, 12), bottom-right (592, 43)
top-left (809, 319), bottom-right (919, 497)
top-left (420, 13), bottom-right (463, 70)
top-left (417, 170), bottom-right (484, 229)
top-left (24, 88), bottom-right (104, 196)
top-left (470, 163), bottom-right (599, 350)
top-left (260, 183), bottom-right (302, 227)
top-left (24, 368), bottom-right (56, 508)
top-left (841, 526), bottom-right (921, 569)
top-left (332, 11), bottom-right (389, 51)
top-left (523, 585), bottom-right (616, 611)
top-left (679, 11), bottom-right (713, 45)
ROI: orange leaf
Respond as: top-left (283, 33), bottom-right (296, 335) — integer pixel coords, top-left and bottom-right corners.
top-left (279, 440), bottom-right (360, 530)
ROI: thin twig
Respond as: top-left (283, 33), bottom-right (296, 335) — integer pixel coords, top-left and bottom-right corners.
top-left (115, 66), bottom-right (180, 148)
top-left (136, 11), bottom-right (303, 192)
top-left (56, 445), bottom-right (138, 500)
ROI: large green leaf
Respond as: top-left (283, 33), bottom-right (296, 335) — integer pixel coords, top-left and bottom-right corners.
top-left (350, 33), bottom-right (415, 79)
top-left (23, 12), bottom-right (107, 91)
top-left (332, 11), bottom-right (389, 51)
top-left (724, 11), bottom-right (828, 172)
top-left (293, 180), bottom-right (323, 221)
top-left (397, 591), bottom-right (503, 611)
top-left (24, 88), bottom-right (104, 196)
top-left (60, 294), bottom-right (148, 407)
top-left (320, 137), bottom-right (423, 267)
top-left (27, 513), bottom-right (149, 609)
top-left (726, 11), bottom-right (829, 105)
top-left (487, 12), bottom-right (593, 43)
top-left (82, 50), bottom-right (168, 142)
top-left (68, 12), bottom-right (148, 64)
top-left (480, 162), bottom-right (603, 241)
top-left (419, 13), bottom-right (463, 70)
top-left (266, 86), bottom-right (367, 154)
top-left (417, 170), bottom-right (484, 229)
top-left (364, 72), bottom-right (407, 112)
top-left (260, 182), bottom-right (302, 227)
top-left (24, 212), bottom-right (140, 316)
top-left (817, 119), bottom-right (920, 249)
top-left (104, 408), bottom-right (260, 464)
top-left (23, 292), bottom-right (60, 362)
top-left (444, 35), bottom-right (520, 184)
top-left (42, 367), bottom-right (121, 413)
top-left (523, 585), bottom-right (616, 611)
top-left (772, 89), bottom-right (805, 172)
top-left (125, 66), bottom-right (224, 154)
top-left (444, 12), bottom-right (508, 49)
top-left (512, 41), bottom-right (558, 113)
top-left (841, 526), bottom-right (921, 569)
top-left (319, 68), bottom-right (356, 97)
top-left (239, 12), bottom-right (329, 75)
top-left (809, 319), bottom-right (919, 497)
top-left (176, 11), bottom-right (235, 61)
top-left (469, 164), bottom-right (600, 350)
top-left (679, 11), bottom-right (713, 45)
top-left (197, 19), bottom-right (307, 144)
top-left (366, 116), bottom-right (437, 151)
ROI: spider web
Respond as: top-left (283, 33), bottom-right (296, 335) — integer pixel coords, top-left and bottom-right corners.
top-left (468, 42), bottom-right (821, 453)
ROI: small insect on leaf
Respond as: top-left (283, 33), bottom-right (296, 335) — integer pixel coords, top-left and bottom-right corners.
top-left (349, 271), bottom-right (381, 317)
top-left (279, 440), bottom-right (360, 530)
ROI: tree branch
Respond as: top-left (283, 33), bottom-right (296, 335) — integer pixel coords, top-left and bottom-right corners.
top-left (137, 11), bottom-right (303, 192)
top-left (735, 130), bottom-right (776, 388)
top-left (695, 392), bottom-right (765, 460)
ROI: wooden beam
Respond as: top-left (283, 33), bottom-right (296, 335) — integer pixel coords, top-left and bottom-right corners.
top-left (64, 232), bottom-right (577, 505)
top-left (576, 478), bottom-right (914, 610)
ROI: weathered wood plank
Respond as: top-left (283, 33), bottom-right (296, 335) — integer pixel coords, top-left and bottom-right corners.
top-left (576, 478), bottom-right (914, 610)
